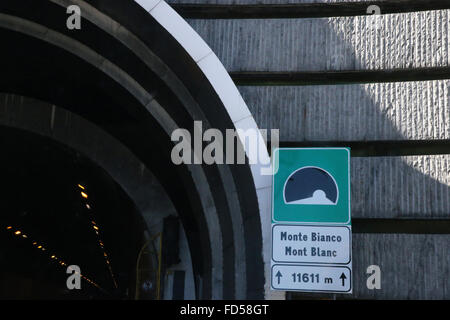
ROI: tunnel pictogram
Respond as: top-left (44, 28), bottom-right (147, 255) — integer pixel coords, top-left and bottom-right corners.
top-left (284, 167), bottom-right (338, 205)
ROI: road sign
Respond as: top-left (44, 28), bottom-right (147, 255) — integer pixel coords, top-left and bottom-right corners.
top-left (272, 148), bottom-right (350, 225)
top-left (271, 148), bottom-right (352, 294)
top-left (272, 225), bottom-right (351, 264)
top-left (271, 264), bottom-right (351, 293)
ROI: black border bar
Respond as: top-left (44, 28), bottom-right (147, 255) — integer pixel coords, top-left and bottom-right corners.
top-left (231, 67), bottom-right (450, 86)
top-left (353, 219), bottom-right (450, 234)
top-left (274, 140), bottom-right (450, 157)
top-left (172, 0), bottom-right (450, 19)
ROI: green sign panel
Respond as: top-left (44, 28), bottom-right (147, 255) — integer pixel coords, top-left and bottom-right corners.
top-left (272, 148), bottom-right (351, 225)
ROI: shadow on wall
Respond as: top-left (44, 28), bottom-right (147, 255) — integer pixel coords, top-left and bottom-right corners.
top-left (184, 14), bottom-right (449, 219)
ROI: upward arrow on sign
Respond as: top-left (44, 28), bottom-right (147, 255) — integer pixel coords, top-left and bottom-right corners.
top-left (275, 271), bottom-right (283, 285)
top-left (340, 273), bottom-right (347, 286)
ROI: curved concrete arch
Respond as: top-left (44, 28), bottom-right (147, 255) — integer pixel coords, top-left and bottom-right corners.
top-left (0, 0), bottom-right (271, 299)
top-left (133, 0), bottom-right (274, 298)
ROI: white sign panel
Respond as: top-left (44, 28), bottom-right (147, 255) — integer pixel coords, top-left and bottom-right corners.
top-left (271, 264), bottom-right (351, 293)
top-left (272, 225), bottom-right (351, 264)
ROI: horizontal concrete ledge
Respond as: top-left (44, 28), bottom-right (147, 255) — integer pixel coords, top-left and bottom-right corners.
top-left (353, 219), bottom-right (450, 234)
top-left (231, 67), bottom-right (450, 86)
top-left (186, 12), bottom-right (449, 72)
top-left (171, 0), bottom-right (450, 19)
top-left (275, 140), bottom-right (450, 157)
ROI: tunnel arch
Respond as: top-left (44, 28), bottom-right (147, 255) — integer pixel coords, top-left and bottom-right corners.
top-left (0, 0), bottom-right (270, 299)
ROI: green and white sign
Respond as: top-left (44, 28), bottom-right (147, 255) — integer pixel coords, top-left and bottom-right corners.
top-left (271, 148), bottom-right (353, 294)
top-left (272, 148), bottom-right (350, 225)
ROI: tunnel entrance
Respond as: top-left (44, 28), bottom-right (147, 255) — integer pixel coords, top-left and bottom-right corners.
top-left (0, 126), bottom-right (149, 299)
top-left (0, 0), bottom-right (267, 298)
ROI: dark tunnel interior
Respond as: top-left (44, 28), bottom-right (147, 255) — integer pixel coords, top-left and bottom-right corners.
top-left (0, 126), bottom-right (147, 299)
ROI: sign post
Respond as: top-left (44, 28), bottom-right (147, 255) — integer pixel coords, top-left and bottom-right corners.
top-left (271, 148), bottom-right (352, 294)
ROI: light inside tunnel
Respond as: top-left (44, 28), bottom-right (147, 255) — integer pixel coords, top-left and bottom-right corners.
top-left (0, 126), bottom-right (149, 299)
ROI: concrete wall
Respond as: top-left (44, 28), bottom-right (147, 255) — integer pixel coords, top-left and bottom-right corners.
top-left (169, 0), bottom-right (450, 299)
top-left (352, 234), bottom-right (449, 299)
top-left (185, 11), bottom-right (449, 71)
top-left (239, 81), bottom-right (449, 141)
